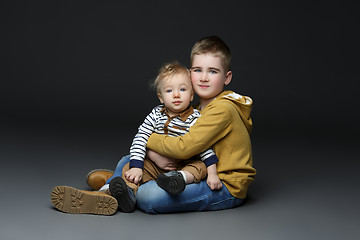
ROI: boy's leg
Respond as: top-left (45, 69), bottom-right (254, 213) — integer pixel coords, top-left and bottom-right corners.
top-left (136, 180), bottom-right (244, 214)
top-left (86, 169), bottom-right (114, 191)
top-left (86, 155), bottom-right (130, 190)
top-left (51, 186), bottom-right (118, 215)
top-left (106, 155), bottom-right (130, 184)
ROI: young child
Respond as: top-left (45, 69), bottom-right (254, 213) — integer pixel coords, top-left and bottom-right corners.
top-left (51, 61), bottom-right (221, 214)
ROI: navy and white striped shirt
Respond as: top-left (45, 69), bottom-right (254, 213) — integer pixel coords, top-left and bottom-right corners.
top-left (129, 104), bottom-right (218, 169)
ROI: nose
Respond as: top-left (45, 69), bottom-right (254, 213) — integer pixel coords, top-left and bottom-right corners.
top-left (200, 72), bottom-right (209, 82)
top-left (173, 90), bottom-right (180, 98)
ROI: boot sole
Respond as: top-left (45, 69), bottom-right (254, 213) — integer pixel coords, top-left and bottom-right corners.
top-left (51, 186), bottom-right (118, 215)
top-left (109, 177), bottom-right (135, 213)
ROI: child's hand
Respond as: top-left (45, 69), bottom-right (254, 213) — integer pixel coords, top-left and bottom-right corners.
top-left (124, 167), bottom-right (143, 184)
top-left (206, 174), bottom-right (223, 190)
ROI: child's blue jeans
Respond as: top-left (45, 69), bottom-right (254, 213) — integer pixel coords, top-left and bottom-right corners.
top-left (106, 155), bottom-right (244, 214)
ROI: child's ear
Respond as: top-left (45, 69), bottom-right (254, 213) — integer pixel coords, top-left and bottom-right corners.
top-left (157, 93), bottom-right (164, 103)
top-left (224, 71), bottom-right (232, 85)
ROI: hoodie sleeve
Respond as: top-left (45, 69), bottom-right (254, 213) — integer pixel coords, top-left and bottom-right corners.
top-left (147, 102), bottom-right (232, 159)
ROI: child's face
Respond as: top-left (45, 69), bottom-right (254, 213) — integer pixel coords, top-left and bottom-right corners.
top-left (190, 53), bottom-right (232, 102)
top-left (158, 72), bottom-right (194, 116)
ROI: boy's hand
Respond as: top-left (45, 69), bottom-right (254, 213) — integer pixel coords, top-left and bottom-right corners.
top-left (206, 174), bottom-right (223, 190)
top-left (124, 167), bottom-right (143, 184)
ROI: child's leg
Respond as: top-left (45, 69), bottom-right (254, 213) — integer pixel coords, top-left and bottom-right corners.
top-left (155, 160), bottom-right (206, 195)
top-left (181, 160), bottom-right (207, 183)
top-left (107, 162), bottom-right (138, 213)
top-left (108, 158), bottom-right (163, 212)
top-left (120, 158), bottom-right (163, 192)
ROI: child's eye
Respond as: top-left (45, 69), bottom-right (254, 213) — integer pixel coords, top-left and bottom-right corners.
top-left (166, 89), bottom-right (172, 93)
top-left (209, 70), bottom-right (218, 74)
top-left (180, 88), bottom-right (186, 92)
top-left (192, 68), bottom-right (201, 73)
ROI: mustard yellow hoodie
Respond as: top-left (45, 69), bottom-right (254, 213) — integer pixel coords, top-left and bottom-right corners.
top-left (147, 90), bottom-right (256, 198)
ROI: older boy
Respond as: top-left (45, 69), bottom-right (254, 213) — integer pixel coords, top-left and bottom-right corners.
top-left (138, 35), bottom-right (256, 213)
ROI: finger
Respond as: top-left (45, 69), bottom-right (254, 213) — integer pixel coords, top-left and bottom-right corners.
top-left (133, 177), bottom-right (139, 184)
top-left (134, 176), bottom-right (141, 184)
top-left (124, 172), bottom-right (131, 180)
top-left (129, 175), bottom-right (135, 182)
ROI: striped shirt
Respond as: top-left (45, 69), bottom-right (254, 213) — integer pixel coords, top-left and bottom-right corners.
top-left (129, 104), bottom-right (218, 169)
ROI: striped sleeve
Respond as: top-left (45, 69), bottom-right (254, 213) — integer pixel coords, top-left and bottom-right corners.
top-left (199, 148), bottom-right (219, 167)
top-left (129, 107), bottom-right (158, 169)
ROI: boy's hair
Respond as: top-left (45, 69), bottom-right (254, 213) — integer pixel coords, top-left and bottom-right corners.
top-left (152, 61), bottom-right (190, 93)
top-left (190, 36), bottom-right (231, 72)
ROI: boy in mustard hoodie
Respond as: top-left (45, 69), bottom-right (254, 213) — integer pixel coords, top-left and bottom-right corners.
top-left (86, 35), bottom-right (256, 213)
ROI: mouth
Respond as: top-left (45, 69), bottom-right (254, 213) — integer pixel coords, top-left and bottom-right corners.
top-left (198, 84), bottom-right (209, 89)
top-left (173, 101), bottom-right (182, 105)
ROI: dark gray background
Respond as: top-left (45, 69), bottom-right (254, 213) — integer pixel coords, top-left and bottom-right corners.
top-left (1, 1), bottom-right (359, 240)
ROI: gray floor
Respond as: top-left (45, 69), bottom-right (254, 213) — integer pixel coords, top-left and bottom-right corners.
top-left (0, 122), bottom-right (359, 240)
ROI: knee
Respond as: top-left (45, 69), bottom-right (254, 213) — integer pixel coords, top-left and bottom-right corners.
top-left (136, 181), bottom-right (165, 214)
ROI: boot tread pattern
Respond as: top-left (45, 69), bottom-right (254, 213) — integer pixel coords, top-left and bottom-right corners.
top-left (51, 186), bottom-right (118, 215)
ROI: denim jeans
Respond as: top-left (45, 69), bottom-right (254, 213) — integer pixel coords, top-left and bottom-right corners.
top-left (105, 155), bottom-right (130, 185)
top-left (107, 155), bottom-right (244, 214)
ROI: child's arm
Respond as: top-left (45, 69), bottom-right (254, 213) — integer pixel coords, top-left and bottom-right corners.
top-left (206, 164), bottom-right (222, 190)
top-left (124, 167), bottom-right (143, 184)
top-left (129, 106), bottom-right (158, 169)
top-left (147, 103), bottom-right (232, 159)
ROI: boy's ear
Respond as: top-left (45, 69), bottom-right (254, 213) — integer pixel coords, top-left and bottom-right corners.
top-left (157, 93), bottom-right (164, 103)
top-left (225, 71), bottom-right (232, 85)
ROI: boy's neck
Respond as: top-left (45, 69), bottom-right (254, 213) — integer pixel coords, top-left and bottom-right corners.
top-left (199, 97), bottom-right (215, 110)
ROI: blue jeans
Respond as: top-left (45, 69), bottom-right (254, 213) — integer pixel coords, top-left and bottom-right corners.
top-left (105, 155), bottom-right (130, 184)
top-left (108, 155), bottom-right (244, 214)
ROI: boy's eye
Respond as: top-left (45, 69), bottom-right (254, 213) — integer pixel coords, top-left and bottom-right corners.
top-left (209, 70), bottom-right (217, 74)
top-left (166, 89), bottom-right (172, 93)
top-left (192, 68), bottom-right (201, 73)
top-left (180, 88), bottom-right (186, 92)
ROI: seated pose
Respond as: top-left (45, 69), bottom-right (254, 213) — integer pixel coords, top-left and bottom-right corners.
top-left (86, 36), bottom-right (256, 214)
top-left (51, 61), bottom-right (221, 214)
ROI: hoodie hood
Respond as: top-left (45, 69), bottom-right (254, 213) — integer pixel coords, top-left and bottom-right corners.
top-left (216, 90), bottom-right (253, 133)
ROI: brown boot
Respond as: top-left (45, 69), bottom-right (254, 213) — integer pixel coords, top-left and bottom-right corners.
top-left (51, 186), bottom-right (118, 215)
top-left (86, 169), bottom-right (114, 190)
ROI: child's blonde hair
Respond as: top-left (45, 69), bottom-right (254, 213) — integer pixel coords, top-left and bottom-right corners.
top-left (152, 61), bottom-right (190, 93)
top-left (190, 36), bottom-right (231, 72)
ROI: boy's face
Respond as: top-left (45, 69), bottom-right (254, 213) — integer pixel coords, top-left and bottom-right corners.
top-left (190, 53), bottom-right (232, 103)
top-left (158, 72), bottom-right (194, 116)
